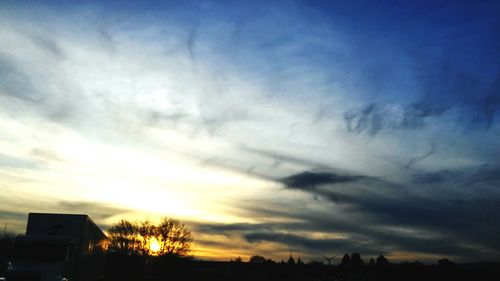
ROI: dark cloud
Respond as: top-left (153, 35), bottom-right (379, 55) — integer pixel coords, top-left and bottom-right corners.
top-left (186, 23), bottom-right (198, 62)
top-left (196, 154), bottom-right (273, 183)
top-left (406, 143), bottom-right (435, 169)
top-left (412, 163), bottom-right (500, 188)
top-left (481, 74), bottom-right (500, 128)
top-left (192, 237), bottom-right (246, 250)
top-left (344, 63), bottom-right (500, 135)
top-left (244, 231), bottom-right (369, 253)
top-left (412, 170), bottom-right (463, 185)
top-left (344, 102), bottom-right (450, 135)
top-left (280, 171), bottom-right (364, 190)
top-left (0, 58), bottom-right (81, 124)
top-left (466, 163), bottom-right (500, 186)
top-left (97, 25), bottom-right (116, 52)
top-left (223, 176), bottom-right (500, 261)
top-left (28, 33), bottom-right (65, 58)
top-left (194, 222), bottom-right (270, 233)
top-left (0, 210), bottom-right (29, 222)
top-left (191, 220), bottom-right (376, 255)
top-left (240, 145), bottom-right (331, 171)
top-left (277, 170), bottom-right (400, 195)
top-left (0, 59), bottom-right (45, 103)
top-left (404, 101), bottom-right (451, 121)
top-left (192, 208), bottom-right (491, 260)
top-left (0, 210), bottom-right (29, 235)
top-left (412, 163), bottom-right (500, 187)
top-left (333, 194), bottom-right (500, 254)
top-left (446, 72), bottom-right (499, 128)
top-left (0, 199), bottom-right (133, 233)
top-left (243, 230), bottom-right (478, 258)
top-left (302, 183), bottom-right (500, 245)
top-left (56, 201), bottom-right (131, 221)
top-left (344, 104), bottom-right (384, 135)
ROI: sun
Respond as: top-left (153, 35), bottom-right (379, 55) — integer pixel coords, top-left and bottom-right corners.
top-left (149, 238), bottom-right (161, 254)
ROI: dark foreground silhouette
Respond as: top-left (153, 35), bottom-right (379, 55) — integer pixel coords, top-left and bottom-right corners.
top-left (104, 253), bottom-right (500, 281)
top-left (2, 236), bottom-right (499, 281)
top-left (2, 213), bottom-right (499, 281)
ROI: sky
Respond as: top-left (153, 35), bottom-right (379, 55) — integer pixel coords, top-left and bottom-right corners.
top-left (0, 0), bottom-right (499, 263)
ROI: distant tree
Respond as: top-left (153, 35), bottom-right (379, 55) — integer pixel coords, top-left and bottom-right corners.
top-left (341, 254), bottom-right (351, 267)
top-left (376, 254), bottom-right (389, 267)
top-left (287, 254), bottom-right (296, 265)
top-left (230, 256), bottom-right (243, 263)
top-left (297, 257), bottom-right (304, 265)
top-left (108, 219), bottom-right (138, 254)
top-left (249, 255), bottom-right (267, 263)
top-left (369, 258), bottom-right (375, 267)
top-left (350, 253), bottom-right (364, 267)
top-left (155, 218), bottom-right (193, 256)
top-left (438, 258), bottom-right (456, 267)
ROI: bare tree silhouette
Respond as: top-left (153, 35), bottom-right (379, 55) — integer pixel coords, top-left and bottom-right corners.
top-left (108, 217), bottom-right (192, 257)
top-left (108, 219), bottom-right (137, 255)
top-left (137, 220), bottom-right (154, 256)
top-left (155, 218), bottom-right (192, 256)
top-left (376, 254), bottom-right (389, 267)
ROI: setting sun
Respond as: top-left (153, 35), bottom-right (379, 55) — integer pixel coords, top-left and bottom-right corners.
top-left (149, 238), bottom-right (161, 254)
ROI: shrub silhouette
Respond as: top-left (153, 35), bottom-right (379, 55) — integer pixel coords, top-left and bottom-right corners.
top-left (249, 255), bottom-right (267, 263)
top-left (376, 254), bottom-right (389, 267)
top-left (341, 253), bottom-right (351, 267)
top-left (351, 253), bottom-right (364, 267)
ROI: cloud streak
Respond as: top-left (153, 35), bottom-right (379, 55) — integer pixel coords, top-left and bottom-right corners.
top-left (280, 171), bottom-right (364, 190)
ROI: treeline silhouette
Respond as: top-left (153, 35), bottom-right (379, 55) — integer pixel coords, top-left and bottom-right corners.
top-left (102, 252), bottom-right (500, 281)
top-left (2, 218), bottom-right (500, 281)
top-left (96, 231), bottom-right (500, 281)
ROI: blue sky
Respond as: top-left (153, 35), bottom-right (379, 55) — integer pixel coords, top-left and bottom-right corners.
top-left (0, 0), bottom-right (499, 262)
